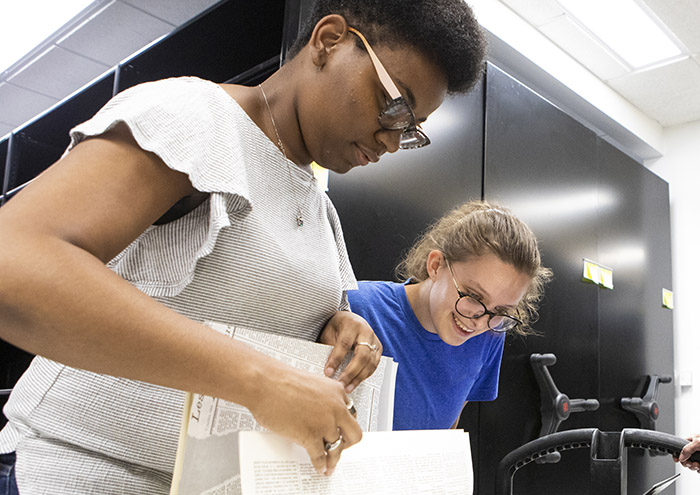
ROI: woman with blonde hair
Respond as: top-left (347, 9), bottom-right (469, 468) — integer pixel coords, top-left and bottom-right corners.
top-left (347, 200), bottom-right (553, 430)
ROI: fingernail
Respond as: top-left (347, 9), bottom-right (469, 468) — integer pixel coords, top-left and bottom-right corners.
top-left (325, 367), bottom-right (335, 376)
top-left (319, 466), bottom-right (327, 475)
top-left (326, 468), bottom-right (335, 477)
top-left (345, 384), bottom-right (355, 393)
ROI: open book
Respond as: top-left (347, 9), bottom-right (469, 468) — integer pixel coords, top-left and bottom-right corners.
top-left (239, 429), bottom-right (473, 495)
top-left (170, 322), bottom-right (399, 495)
top-left (642, 472), bottom-right (680, 495)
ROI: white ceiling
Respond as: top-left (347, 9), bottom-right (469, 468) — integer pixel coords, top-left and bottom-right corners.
top-left (498, 0), bottom-right (700, 128)
top-left (0, 0), bottom-right (220, 138)
top-left (1, 0), bottom-right (699, 140)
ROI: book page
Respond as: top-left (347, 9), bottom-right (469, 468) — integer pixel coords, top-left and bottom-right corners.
top-left (642, 472), bottom-right (680, 495)
top-left (171, 323), bottom-right (398, 495)
top-left (239, 430), bottom-right (473, 495)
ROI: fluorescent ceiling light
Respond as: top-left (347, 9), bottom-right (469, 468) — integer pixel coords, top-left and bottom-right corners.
top-left (0, 0), bottom-right (95, 74)
top-left (557, 0), bottom-right (682, 69)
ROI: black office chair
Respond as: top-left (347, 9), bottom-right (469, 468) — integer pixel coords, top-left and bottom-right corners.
top-left (496, 428), bottom-right (700, 495)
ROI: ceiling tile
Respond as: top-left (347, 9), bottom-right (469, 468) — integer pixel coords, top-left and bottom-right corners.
top-left (120, 0), bottom-right (221, 26)
top-left (500, 0), bottom-right (565, 26)
top-left (642, 0), bottom-right (700, 53)
top-left (8, 46), bottom-right (110, 100)
top-left (0, 122), bottom-right (14, 139)
top-left (0, 82), bottom-right (58, 128)
top-left (609, 57), bottom-right (700, 127)
top-left (57, 1), bottom-right (173, 67)
top-left (539, 15), bottom-right (630, 81)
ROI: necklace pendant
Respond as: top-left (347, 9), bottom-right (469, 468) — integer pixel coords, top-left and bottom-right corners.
top-left (296, 215), bottom-right (304, 227)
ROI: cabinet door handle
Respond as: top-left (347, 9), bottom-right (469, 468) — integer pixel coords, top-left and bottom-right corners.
top-left (530, 353), bottom-right (600, 463)
top-left (621, 374), bottom-right (673, 431)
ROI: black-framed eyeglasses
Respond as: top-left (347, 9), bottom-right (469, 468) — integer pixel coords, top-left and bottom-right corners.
top-left (444, 258), bottom-right (522, 333)
top-left (347, 27), bottom-right (430, 150)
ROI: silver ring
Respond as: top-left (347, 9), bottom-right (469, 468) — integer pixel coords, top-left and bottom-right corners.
top-left (324, 434), bottom-right (343, 452)
top-left (356, 341), bottom-right (378, 353)
top-left (346, 398), bottom-right (357, 416)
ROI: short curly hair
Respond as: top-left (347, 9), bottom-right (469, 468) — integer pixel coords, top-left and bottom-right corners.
top-left (288, 0), bottom-right (488, 94)
top-left (396, 200), bottom-right (553, 335)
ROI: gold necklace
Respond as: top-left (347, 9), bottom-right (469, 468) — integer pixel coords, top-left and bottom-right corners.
top-left (258, 83), bottom-right (314, 227)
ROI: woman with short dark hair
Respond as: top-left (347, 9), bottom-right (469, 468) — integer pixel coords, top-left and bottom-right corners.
top-left (0, 1), bottom-right (487, 492)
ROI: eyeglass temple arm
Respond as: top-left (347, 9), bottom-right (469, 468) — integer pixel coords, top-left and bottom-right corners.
top-left (347, 27), bottom-right (402, 101)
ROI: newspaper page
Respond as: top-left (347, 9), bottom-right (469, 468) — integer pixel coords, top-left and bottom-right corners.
top-left (239, 430), bottom-right (474, 495)
top-left (170, 322), bottom-right (398, 495)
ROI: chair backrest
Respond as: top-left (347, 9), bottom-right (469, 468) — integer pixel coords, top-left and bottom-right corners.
top-left (496, 428), bottom-right (699, 495)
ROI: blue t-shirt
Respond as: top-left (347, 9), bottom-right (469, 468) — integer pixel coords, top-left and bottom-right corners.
top-left (347, 280), bottom-right (505, 430)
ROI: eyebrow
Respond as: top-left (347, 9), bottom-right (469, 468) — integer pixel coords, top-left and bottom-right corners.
top-left (463, 281), bottom-right (518, 311)
top-left (393, 77), bottom-right (416, 109)
top-left (392, 77), bottom-right (430, 125)
top-left (386, 78), bottom-right (429, 127)
top-left (395, 80), bottom-right (428, 125)
top-left (378, 75), bottom-right (427, 125)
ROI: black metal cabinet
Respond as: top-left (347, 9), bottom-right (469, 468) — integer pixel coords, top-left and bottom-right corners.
top-left (470, 63), bottom-right (601, 494)
top-left (0, 138), bottom-right (8, 203)
top-left (3, 70), bottom-right (115, 202)
top-left (0, 342), bottom-right (33, 428)
top-left (596, 140), bottom-right (675, 492)
top-left (464, 63), bottom-right (675, 494)
top-left (116, 0), bottom-right (284, 92)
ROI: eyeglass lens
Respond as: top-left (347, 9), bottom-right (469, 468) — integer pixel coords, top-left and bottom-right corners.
top-left (455, 295), bottom-right (518, 332)
top-left (379, 99), bottom-right (413, 129)
top-left (399, 128), bottom-right (430, 149)
top-left (379, 98), bottom-right (430, 149)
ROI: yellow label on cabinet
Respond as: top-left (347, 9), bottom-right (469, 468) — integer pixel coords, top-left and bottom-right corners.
top-left (662, 289), bottom-right (674, 309)
top-left (583, 260), bottom-right (599, 283)
top-left (582, 259), bottom-right (613, 289)
top-left (599, 267), bottom-right (614, 289)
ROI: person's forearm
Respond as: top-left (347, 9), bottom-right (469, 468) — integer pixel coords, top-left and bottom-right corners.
top-left (0, 229), bottom-right (273, 407)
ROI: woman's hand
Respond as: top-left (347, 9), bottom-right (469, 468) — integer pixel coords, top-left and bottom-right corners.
top-left (248, 363), bottom-right (361, 476)
top-left (318, 311), bottom-right (382, 393)
top-left (675, 433), bottom-right (700, 472)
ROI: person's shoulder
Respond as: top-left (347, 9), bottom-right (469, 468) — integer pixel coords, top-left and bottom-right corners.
top-left (119, 76), bottom-right (216, 96)
top-left (145, 77), bottom-right (240, 107)
top-left (349, 280), bottom-right (401, 307)
top-left (355, 280), bottom-right (399, 294)
top-left (105, 76), bottom-right (232, 119)
top-left (143, 76), bottom-right (218, 89)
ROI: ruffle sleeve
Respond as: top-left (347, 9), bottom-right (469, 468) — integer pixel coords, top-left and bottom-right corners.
top-left (66, 77), bottom-right (252, 297)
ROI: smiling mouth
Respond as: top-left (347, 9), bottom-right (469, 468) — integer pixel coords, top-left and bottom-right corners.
top-left (452, 313), bottom-right (475, 334)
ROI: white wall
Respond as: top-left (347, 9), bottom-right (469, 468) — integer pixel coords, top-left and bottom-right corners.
top-left (646, 120), bottom-right (700, 494)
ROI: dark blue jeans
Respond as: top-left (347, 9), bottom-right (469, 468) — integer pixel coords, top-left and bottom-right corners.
top-left (0, 453), bottom-right (18, 495)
